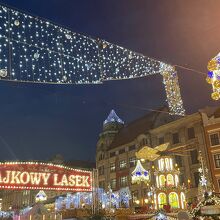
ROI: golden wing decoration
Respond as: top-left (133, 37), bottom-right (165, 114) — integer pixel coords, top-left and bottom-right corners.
top-left (135, 142), bottom-right (195, 161)
top-left (135, 145), bottom-right (161, 161)
top-left (154, 143), bottom-right (169, 152)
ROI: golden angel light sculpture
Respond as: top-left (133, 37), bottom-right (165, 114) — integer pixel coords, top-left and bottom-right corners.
top-left (135, 143), bottom-right (195, 161)
top-left (131, 160), bottom-right (150, 184)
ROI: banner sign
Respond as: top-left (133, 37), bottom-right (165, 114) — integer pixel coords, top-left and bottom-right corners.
top-left (0, 162), bottom-right (92, 191)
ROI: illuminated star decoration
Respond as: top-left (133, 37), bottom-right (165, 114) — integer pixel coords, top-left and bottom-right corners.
top-left (0, 4), bottom-right (185, 116)
top-left (131, 160), bottom-right (150, 184)
top-left (206, 53), bottom-right (220, 100)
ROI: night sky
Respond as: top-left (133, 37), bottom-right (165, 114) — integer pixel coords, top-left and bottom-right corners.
top-left (0, 0), bottom-right (219, 162)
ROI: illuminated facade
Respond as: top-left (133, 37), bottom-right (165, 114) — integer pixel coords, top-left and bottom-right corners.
top-left (154, 156), bottom-right (186, 210)
top-left (96, 107), bottom-right (220, 208)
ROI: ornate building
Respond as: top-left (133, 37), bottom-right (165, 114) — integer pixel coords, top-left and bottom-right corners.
top-left (96, 107), bottom-right (220, 208)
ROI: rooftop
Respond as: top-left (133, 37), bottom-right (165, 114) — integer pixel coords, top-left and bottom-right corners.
top-left (109, 107), bottom-right (171, 149)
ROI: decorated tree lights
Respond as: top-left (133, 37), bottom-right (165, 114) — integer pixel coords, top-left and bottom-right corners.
top-left (197, 151), bottom-right (212, 199)
top-left (153, 156), bottom-right (186, 212)
top-left (190, 152), bottom-right (220, 219)
top-left (206, 53), bottom-right (220, 100)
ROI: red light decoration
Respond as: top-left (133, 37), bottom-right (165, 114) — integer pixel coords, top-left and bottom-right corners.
top-left (0, 162), bottom-right (92, 191)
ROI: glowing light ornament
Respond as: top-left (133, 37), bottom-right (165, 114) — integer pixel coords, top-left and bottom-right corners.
top-left (131, 160), bottom-right (150, 184)
top-left (155, 212), bottom-right (167, 220)
top-left (35, 190), bottom-right (47, 203)
top-left (207, 53), bottom-right (220, 100)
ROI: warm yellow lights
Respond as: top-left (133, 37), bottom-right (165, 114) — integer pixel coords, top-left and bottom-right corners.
top-left (135, 200), bottom-right (140, 205)
top-left (161, 70), bottom-right (185, 116)
top-left (214, 80), bottom-right (220, 89)
top-left (158, 157), bottom-right (174, 171)
top-left (211, 91), bottom-right (220, 101)
top-left (144, 198), bottom-right (149, 204)
top-left (206, 76), bottom-right (212, 84)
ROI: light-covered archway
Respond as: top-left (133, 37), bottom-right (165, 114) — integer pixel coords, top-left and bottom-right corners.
top-left (158, 193), bottom-right (167, 208)
top-left (169, 192), bottom-right (179, 209)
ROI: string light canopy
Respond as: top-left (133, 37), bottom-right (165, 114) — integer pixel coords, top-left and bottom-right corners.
top-left (206, 53), bottom-right (220, 100)
top-left (131, 160), bottom-right (150, 184)
top-left (0, 4), bottom-right (185, 115)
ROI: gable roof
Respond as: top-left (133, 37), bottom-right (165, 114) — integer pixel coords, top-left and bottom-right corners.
top-left (109, 107), bottom-right (169, 149)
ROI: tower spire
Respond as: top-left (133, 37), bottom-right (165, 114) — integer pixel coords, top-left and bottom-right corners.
top-left (103, 109), bottom-right (124, 125)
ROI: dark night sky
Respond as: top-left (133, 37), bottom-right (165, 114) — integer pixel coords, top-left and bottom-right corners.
top-left (0, 0), bottom-right (219, 162)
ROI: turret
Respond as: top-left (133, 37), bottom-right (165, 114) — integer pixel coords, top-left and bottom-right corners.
top-left (97, 109), bottom-right (124, 153)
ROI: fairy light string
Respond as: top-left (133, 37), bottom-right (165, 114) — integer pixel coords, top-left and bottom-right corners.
top-left (0, 4), bottom-right (185, 115)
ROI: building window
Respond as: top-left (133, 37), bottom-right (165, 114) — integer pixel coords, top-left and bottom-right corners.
top-left (140, 138), bottom-right (148, 147)
top-left (172, 133), bottom-right (180, 144)
top-left (99, 181), bottom-right (105, 189)
top-left (214, 154), bottom-right (220, 168)
top-left (129, 145), bottom-right (136, 151)
top-left (110, 162), bottom-right (116, 172)
top-left (98, 166), bottom-right (104, 175)
top-left (159, 137), bottom-right (164, 145)
top-left (179, 174), bottom-right (184, 185)
top-left (175, 155), bottom-right (182, 167)
top-left (210, 133), bottom-right (220, 146)
top-left (120, 176), bottom-right (128, 187)
top-left (188, 127), bottom-right (195, 139)
top-left (194, 172), bottom-right (200, 187)
top-left (129, 157), bottom-right (137, 167)
top-left (110, 152), bottom-right (116, 157)
top-left (119, 148), bottom-right (125, 154)
top-left (110, 179), bottom-right (116, 189)
top-left (132, 190), bottom-right (139, 202)
top-left (190, 150), bottom-right (199, 164)
top-left (98, 153), bottom-right (104, 161)
top-left (119, 160), bottom-right (127, 169)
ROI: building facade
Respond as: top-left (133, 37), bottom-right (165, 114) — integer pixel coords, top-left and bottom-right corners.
top-left (202, 107), bottom-right (220, 191)
top-left (96, 107), bottom-right (220, 208)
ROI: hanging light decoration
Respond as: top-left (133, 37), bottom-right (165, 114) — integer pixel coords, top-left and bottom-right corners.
top-left (0, 4), bottom-right (185, 116)
top-left (206, 53), bottom-right (220, 100)
top-left (131, 160), bottom-right (150, 184)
